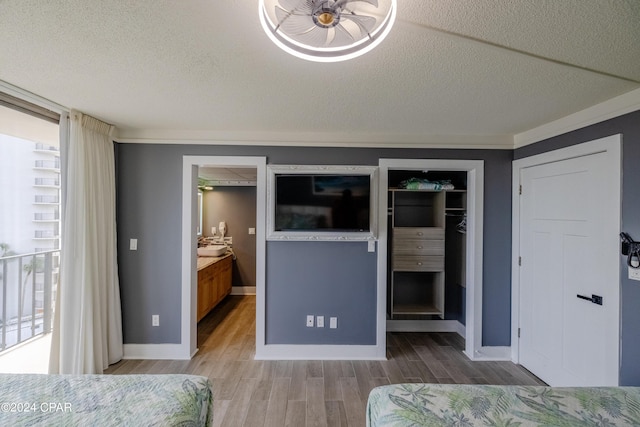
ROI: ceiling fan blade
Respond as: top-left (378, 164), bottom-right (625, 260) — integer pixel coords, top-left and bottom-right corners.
top-left (292, 25), bottom-right (330, 47)
top-left (341, 0), bottom-right (379, 7)
top-left (277, 0), bottom-right (313, 14)
top-left (330, 23), bottom-right (355, 46)
top-left (275, 6), bottom-right (316, 34)
top-left (342, 13), bottom-right (376, 35)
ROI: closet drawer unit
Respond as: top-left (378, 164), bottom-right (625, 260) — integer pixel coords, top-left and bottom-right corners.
top-left (393, 227), bottom-right (444, 240)
top-left (392, 255), bottom-right (444, 271)
top-left (393, 238), bottom-right (444, 256)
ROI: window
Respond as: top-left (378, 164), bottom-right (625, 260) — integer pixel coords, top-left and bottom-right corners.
top-left (0, 93), bottom-right (61, 351)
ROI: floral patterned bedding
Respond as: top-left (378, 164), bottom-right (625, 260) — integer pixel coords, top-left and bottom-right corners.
top-left (366, 383), bottom-right (640, 426)
top-left (0, 374), bottom-right (213, 426)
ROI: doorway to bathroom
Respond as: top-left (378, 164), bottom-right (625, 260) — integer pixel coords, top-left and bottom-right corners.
top-left (181, 156), bottom-right (267, 359)
top-left (198, 167), bottom-right (258, 296)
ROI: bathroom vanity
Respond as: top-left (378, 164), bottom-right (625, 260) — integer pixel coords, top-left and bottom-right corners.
top-left (197, 253), bottom-right (233, 321)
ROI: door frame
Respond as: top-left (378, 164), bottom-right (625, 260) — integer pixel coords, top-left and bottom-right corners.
top-left (181, 156), bottom-right (267, 359)
top-left (511, 134), bottom-right (622, 373)
top-left (378, 159), bottom-right (486, 360)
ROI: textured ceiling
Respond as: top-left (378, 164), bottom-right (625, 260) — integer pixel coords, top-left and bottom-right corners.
top-left (1, 0), bottom-right (639, 148)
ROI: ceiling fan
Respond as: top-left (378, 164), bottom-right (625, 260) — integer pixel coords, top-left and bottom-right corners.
top-left (259, 0), bottom-right (396, 62)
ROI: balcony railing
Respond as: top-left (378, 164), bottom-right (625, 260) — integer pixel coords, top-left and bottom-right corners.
top-left (34, 212), bottom-right (60, 221)
top-left (34, 160), bottom-right (60, 170)
top-left (34, 178), bottom-right (60, 187)
top-left (0, 250), bottom-right (58, 352)
top-left (34, 230), bottom-right (58, 239)
top-left (34, 195), bottom-right (59, 204)
top-left (33, 213), bottom-right (60, 221)
top-left (34, 143), bottom-right (59, 153)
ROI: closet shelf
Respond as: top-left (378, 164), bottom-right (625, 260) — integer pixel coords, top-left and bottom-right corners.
top-left (392, 304), bottom-right (442, 315)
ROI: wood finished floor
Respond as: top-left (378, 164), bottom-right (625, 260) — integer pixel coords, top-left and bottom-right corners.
top-left (105, 295), bottom-right (544, 426)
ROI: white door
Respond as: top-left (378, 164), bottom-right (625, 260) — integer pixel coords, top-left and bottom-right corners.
top-left (518, 141), bottom-right (620, 386)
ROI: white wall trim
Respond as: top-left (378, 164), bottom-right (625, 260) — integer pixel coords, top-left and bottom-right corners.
top-left (468, 346), bottom-right (511, 361)
top-left (123, 344), bottom-right (196, 360)
top-left (378, 159), bottom-right (485, 360)
top-left (183, 156), bottom-right (267, 361)
top-left (511, 134), bottom-right (622, 371)
top-left (256, 345), bottom-right (386, 360)
top-left (114, 130), bottom-right (513, 150)
top-left (386, 320), bottom-right (465, 337)
top-left (514, 88), bottom-right (640, 148)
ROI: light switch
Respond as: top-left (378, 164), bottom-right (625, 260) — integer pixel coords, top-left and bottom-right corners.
top-left (130, 239), bottom-right (138, 250)
top-left (249, 228), bottom-right (256, 235)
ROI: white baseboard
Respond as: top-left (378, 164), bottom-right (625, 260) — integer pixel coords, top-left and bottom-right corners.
top-left (231, 286), bottom-right (256, 295)
top-left (386, 320), bottom-right (465, 338)
top-left (123, 344), bottom-right (192, 360)
top-left (464, 346), bottom-right (511, 361)
top-left (255, 344), bottom-right (386, 360)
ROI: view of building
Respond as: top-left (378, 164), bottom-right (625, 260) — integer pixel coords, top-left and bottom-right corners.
top-left (0, 105), bottom-right (60, 351)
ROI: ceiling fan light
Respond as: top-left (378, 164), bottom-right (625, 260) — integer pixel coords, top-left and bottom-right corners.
top-left (317, 12), bottom-right (336, 27)
top-left (259, 0), bottom-right (397, 62)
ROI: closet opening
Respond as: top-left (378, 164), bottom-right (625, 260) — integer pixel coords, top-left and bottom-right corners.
top-left (378, 158), bottom-right (484, 359)
top-left (386, 170), bottom-right (468, 325)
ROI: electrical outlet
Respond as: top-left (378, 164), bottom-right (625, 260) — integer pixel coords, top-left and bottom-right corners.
top-left (629, 266), bottom-right (640, 281)
top-left (316, 316), bottom-right (324, 328)
top-left (306, 315), bottom-right (314, 327)
top-left (152, 315), bottom-right (159, 326)
top-left (329, 317), bottom-right (338, 329)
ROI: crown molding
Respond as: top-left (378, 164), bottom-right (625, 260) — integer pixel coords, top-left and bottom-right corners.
top-left (514, 87), bottom-right (640, 148)
top-left (114, 129), bottom-right (513, 150)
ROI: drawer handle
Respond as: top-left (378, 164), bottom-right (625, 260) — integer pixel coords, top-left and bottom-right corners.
top-left (417, 245), bottom-right (423, 249)
top-left (417, 262), bottom-right (423, 266)
top-left (417, 232), bottom-right (423, 236)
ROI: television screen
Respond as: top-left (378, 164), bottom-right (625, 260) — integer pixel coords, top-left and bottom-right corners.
top-left (274, 174), bottom-right (371, 232)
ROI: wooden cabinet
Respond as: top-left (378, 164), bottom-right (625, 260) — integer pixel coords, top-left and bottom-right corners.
top-left (197, 255), bottom-right (232, 322)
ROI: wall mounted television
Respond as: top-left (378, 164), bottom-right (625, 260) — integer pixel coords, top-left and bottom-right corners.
top-left (267, 165), bottom-right (378, 241)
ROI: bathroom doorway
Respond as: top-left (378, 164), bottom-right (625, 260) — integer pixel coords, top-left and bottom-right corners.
top-left (181, 156), bottom-right (267, 359)
top-left (198, 167), bottom-right (258, 296)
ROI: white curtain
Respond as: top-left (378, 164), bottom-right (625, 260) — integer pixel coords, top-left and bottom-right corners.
top-left (49, 110), bottom-right (123, 374)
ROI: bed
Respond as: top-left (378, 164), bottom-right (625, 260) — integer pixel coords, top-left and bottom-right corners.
top-left (0, 373), bottom-right (213, 426)
top-left (366, 383), bottom-right (640, 426)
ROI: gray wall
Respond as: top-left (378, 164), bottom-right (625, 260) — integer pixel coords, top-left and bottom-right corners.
top-left (514, 109), bottom-right (640, 386)
top-left (203, 187), bottom-right (256, 287)
top-left (115, 144), bottom-right (183, 344)
top-left (266, 241), bottom-right (377, 344)
top-left (115, 144), bottom-right (513, 347)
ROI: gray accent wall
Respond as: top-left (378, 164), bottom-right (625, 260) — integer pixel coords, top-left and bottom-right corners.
top-left (115, 144), bottom-right (183, 344)
top-left (203, 187), bottom-right (256, 287)
top-left (514, 109), bottom-right (640, 386)
top-left (266, 241), bottom-right (377, 344)
top-left (115, 144), bottom-right (513, 348)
